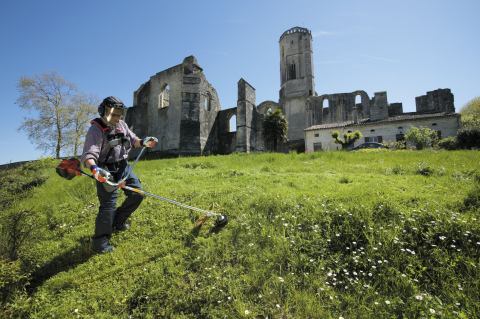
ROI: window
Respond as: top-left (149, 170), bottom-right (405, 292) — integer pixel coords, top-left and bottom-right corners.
top-left (347, 130), bottom-right (352, 133)
top-left (313, 142), bottom-right (322, 151)
top-left (229, 114), bottom-right (237, 132)
top-left (365, 136), bottom-right (383, 143)
top-left (370, 129), bottom-right (375, 133)
top-left (158, 84), bottom-right (170, 109)
top-left (204, 93), bottom-right (211, 111)
top-left (355, 95), bottom-right (361, 105)
top-left (288, 64), bottom-right (296, 80)
top-left (436, 130), bottom-right (442, 139)
top-left (314, 133), bottom-right (319, 137)
top-left (398, 126), bottom-right (403, 130)
top-left (323, 99), bottom-right (329, 109)
top-left (396, 133), bottom-right (405, 141)
top-left (432, 123), bottom-right (437, 126)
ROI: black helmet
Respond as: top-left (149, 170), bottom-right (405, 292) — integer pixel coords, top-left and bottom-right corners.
top-left (98, 96), bottom-right (127, 116)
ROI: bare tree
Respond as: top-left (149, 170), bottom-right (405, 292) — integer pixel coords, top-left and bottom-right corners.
top-left (17, 72), bottom-right (77, 158)
top-left (67, 94), bottom-right (98, 156)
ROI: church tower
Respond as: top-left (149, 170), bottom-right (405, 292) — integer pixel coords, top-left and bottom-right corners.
top-left (279, 27), bottom-right (315, 142)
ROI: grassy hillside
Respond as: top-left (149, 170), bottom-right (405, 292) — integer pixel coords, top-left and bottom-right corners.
top-left (1, 150), bottom-right (479, 318)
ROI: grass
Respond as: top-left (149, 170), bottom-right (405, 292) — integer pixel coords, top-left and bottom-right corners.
top-left (1, 150), bottom-right (479, 318)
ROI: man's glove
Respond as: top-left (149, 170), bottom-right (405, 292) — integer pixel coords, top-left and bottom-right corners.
top-left (90, 165), bottom-right (111, 183)
top-left (141, 136), bottom-right (158, 148)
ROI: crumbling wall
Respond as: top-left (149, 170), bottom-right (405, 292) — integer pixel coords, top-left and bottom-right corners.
top-left (415, 89), bottom-right (455, 113)
top-left (370, 91), bottom-right (389, 121)
top-left (306, 90), bottom-right (370, 126)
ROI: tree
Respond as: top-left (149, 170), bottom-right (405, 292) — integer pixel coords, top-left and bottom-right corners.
top-left (263, 108), bottom-right (288, 151)
top-left (460, 97), bottom-right (480, 129)
top-left (331, 130), bottom-right (362, 150)
top-left (16, 72), bottom-right (97, 158)
top-left (66, 94), bottom-right (98, 156)
top-left (404, 126), bottom-right (439, 150)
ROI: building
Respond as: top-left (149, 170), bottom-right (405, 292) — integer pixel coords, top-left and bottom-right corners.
top-left (125, 27), bottom-right (459, 155)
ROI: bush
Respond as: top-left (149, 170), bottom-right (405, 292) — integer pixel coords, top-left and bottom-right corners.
top-left (405, 127), bottom-right (439, 150)
top-left (415, 162), bottom-right (434, 176)
top-left (457, 127), bottom-right (480, 149)
top-left (437, 136), bottom-right (458, 150)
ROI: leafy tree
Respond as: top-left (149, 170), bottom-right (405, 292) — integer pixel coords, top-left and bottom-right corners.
top-left (460, 97), bottom-right (480, 129)
top-left (331, 130), bottom-right (362, 149)
top-left (16, 72), bottom-right (96, 158)
top-left (404, 126), bottom-right (439, 150)
top-left (263, 108), bottom-right (288, 151)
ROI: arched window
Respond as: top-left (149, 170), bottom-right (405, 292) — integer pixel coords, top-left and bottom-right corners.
top-left (355, 95), bottom-right (362, 105)
top-left (288, 63), bottom-right (296, 80)
top-left (229, 114), bottom-right (237, 132)
top-left (158, 84), bottom-right (170, 109)
top-left (204, 93), bottom-right (211, 111)
top-left (322, 99), bottom-right (329, 109)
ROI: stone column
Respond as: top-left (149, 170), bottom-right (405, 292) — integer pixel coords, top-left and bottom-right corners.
top-left (236, 78), bottom-right (256, 153)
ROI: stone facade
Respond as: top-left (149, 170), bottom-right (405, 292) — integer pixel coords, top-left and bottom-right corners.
top-left (125, 58), bottom-right (268, 156)
top-left (125, 27), bottom-right (459, 156)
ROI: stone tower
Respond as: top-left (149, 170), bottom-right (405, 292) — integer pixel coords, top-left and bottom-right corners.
top-left (279, 27), bottom-right (315, 142)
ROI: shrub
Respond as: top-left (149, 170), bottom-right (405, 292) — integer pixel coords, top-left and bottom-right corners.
top-left (415, 162), bottom-right (434, 176)
top-left (457, 127), bottom-right (480, 149)
top-left (437, 136), bottom-right (458, 150)
top-left (405, 127), bottom-right (439, 150)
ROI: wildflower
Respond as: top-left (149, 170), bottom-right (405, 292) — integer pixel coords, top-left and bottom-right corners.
top-left (429, 308), bottom-right (435, 314)
top-left (374, 302), bottom-right (379, 305)
top-left (248, 243), bottom-right (254, 247)
top-left (278, 276), bottom-right (285, 283)
top-left (276, 304), bottom-right (280, 308)
top-left (245, 310), bottom-right (251, 315)
top-left (439, 236), bottom-right (446, 240)
top-left (74, 309), bottom-right (79, 313)
top-left (415, 295), bottom-right (423, 300)
top-left (385, 300), bottom-right (391, 305)
top-left (368, 273), bottom-right (373, 277)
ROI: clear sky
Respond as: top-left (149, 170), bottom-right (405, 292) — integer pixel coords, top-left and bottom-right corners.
top-left (1, 0), bottom-right (479, 164)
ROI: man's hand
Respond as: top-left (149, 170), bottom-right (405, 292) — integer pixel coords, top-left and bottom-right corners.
top-left (142, 136), bottom-right (158, 148)
top-left (90, 165), bottom-right (112, 183)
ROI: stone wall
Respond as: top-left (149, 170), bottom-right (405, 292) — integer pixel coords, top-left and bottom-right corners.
top-left (415, 88), bottom-right (455, 113)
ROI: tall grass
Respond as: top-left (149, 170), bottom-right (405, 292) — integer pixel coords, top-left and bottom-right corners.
top-left (1, 150), bottom-right (479, 318)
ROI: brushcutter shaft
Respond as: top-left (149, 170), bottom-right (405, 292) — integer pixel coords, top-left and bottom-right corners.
top-left (78, 170), bottom-right (219, 217)
top-left (122, 185), bottom-right (219, 217)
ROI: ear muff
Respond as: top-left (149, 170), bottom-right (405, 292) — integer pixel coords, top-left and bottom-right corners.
top-left (98, 104), bottom-right (105, 117)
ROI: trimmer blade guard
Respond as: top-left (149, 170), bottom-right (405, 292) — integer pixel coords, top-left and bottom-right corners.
top-left (56, 158), bottom-right (81, 180)
top-left (210, 215), bottom-right (228, 233)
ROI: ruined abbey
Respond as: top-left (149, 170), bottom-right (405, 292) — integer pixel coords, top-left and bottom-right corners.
top-left (125, 27), bottom-right (459, 154)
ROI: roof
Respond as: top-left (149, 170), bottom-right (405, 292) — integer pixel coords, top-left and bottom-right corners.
top-left (305, 112), bottom-right (459, 131)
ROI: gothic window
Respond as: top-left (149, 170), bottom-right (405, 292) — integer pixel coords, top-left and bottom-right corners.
top-left (158, 84), bottom-right (170, 109)
top-left (288, 63), bottom-right (296, 80)
top-left (204, 93), bottom-right (211, 111)
top-left (229, 114), bottom-right (237, 132)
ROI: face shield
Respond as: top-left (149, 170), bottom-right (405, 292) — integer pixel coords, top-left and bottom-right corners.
top-left (104, 106), bottom-right (126, 125)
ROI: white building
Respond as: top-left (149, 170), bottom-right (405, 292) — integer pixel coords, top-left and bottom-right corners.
top-left (305, 112), bottom-right (460, 151)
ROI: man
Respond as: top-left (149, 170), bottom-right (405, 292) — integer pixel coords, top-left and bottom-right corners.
top-left (81, 96), bottom-right (157, 253)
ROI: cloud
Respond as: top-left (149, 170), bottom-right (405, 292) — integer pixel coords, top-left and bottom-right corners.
top-left (312, 30), bottom-right (335, 38)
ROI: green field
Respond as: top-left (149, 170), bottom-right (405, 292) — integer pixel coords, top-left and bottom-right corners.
top-left (1, 150), bottom-right (479, 318)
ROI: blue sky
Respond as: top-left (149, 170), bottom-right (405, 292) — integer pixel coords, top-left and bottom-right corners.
top-left (1, 0), bottom-right (479, 164)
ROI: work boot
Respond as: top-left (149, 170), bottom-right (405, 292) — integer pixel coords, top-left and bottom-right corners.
top-left (92, 236), bottom-right (115, 254)
top-left (113, 222), bottom-right (130, 233)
